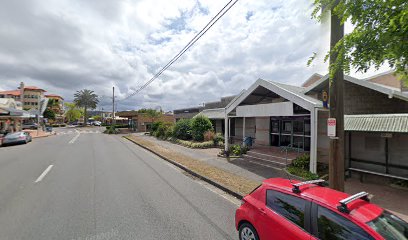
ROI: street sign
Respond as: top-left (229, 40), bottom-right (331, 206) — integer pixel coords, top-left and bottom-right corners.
top-left (327, 118), bottom-right (336, 137)
top-left (381, 133), bottom-right (393, 138)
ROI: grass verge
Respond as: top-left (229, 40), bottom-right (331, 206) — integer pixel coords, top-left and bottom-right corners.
top-left (124, 135), bottom-right (261, 196)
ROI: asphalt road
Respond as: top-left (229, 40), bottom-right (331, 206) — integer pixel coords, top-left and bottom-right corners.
top-left (0, 127), bottom-right (240, 240)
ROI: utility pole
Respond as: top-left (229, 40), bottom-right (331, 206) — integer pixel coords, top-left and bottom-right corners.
top-left (328, 1), bottom-right (345, 191)
top-left (112, 87), bottom-right (116, 126)
top-left (37, 96), bottom-right (42, 135)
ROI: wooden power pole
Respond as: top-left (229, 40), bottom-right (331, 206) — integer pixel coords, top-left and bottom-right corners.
top-left (328, 2), bottom-right (345, 191)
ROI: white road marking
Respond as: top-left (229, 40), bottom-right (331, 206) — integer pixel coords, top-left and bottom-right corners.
top-left (35, 165), bottom-right (53, 183)
top-left (68, 131), bottom-right (81, 144)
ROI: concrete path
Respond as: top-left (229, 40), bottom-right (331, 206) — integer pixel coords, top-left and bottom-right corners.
top-left (134, 134), bottom-right (283, 182)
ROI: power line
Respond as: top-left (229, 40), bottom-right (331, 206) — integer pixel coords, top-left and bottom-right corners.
top-left (119, 0), bottom-right (239, 101)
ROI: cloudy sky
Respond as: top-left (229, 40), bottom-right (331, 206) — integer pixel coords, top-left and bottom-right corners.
top-left (0, 0), bottom-right (389, 112)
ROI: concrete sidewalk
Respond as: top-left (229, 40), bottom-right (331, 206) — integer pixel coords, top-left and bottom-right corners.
top-left (23, 129), bottom-right (54, 138)
top-left (133, 133), bottom-right (408, 221)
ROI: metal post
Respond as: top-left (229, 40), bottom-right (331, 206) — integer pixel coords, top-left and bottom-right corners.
top-left (112, 87), bottom-right (115, 126)
top-left (328, 2), bottom-right (345, 191)
top-left (385, 138), bottom-right (389, 174)
top-left (348, 132), bottom-right (352, 168)
top-left (242, 117), bottom-right (246, 141)
top-left (37, 96), bottom-right (41, 135)
top-left (224, 115), bottom-right (229, 152)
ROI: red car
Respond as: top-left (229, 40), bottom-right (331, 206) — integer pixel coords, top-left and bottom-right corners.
top-left (235, 178), bottom-right (408, 240)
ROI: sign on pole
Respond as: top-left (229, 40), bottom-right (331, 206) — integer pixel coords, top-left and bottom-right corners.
top-left (327, 118), bottom-right (336, 137)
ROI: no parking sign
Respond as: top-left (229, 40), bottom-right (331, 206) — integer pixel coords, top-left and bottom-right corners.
top-left (327, 118), bottom-right (336, 137)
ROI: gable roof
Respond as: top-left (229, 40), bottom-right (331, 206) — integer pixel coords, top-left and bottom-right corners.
top-left (226, 79), bottom-right (322, 114)
top-left (304, 74), bottom-right (408, 102)
top-left (301, 73), bottom-right (323, 87)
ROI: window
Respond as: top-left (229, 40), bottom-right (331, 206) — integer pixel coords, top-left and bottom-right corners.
top-left (281, 120), bottom-right (292, 134)
top-left (280, 135), bottom-right (291, 146)
top-left (266, 190), bottom-right (306, 228)
top-left (304, 120), bottom-right (311, 136)
top-left (317, 206), bottom-right (374, 240)
top-left (293, 120), bottom-right (304, 135)
top-left (367, 211), bottom-right (408, 240)
top-left (365, 137), bottom-right (381, 151)
top-left (271, 120), bottom-right (280, 133)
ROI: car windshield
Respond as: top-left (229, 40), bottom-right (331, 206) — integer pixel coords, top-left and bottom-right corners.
top-left (367, 211), bottom-right (408, 240)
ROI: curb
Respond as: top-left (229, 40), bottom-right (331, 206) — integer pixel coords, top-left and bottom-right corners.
top-left (123, 136), bottom-right (244, 200)
top-left (32, 134), bottom-right (53, 139)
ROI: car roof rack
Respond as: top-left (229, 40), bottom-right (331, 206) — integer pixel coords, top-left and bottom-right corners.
top-left (337, 191), bottom-right (370, 213)
top-left (292, 179), bottom-right (326, 193)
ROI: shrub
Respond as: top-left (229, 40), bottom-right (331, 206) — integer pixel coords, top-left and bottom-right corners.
top-left (151, 121), bottom-right (164, 134)
top-left (230, 144), bottom-right (242, 156)
top-left (204, 130), bottom-right (215, 142)
top-left (213, 133), bottom-right (224, 146)
top-left (191, 141), bottom-right (214, 149)
top-left (292, 154), bottom-right (310, 170)
top-left (103, 126), bottom-right (119, 134)
top-left (191, 115), bottom-right (213, 142)
top-left (173, 119), bottom-right (192, 140)
top-left (164, 125), bottom-right (174, 139)
top-left (154, 122), bottom-right (173, 139)
top-left (287, 166), bottom-right (319, 180)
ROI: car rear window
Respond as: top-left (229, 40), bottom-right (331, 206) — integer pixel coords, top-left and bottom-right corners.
top-left (367, 211), bottom-right (408, 240)
top-left (266, 190), bottom-right (306, 228)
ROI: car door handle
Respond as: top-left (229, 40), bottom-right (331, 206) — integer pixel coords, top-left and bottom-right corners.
top-left (258, 208), bottom-right (266, 215)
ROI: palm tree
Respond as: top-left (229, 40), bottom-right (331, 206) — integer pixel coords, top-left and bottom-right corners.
top-left (74, 89), bottom-right (99, 126)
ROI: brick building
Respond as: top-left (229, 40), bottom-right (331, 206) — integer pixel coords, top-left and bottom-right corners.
top-left (116, 111), bottom-right (175, 132)
top-left (194, 71), bottom-right (408, 179)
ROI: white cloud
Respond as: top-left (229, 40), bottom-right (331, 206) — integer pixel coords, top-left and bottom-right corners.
top-left (0, 0), bottom-right (386, 112)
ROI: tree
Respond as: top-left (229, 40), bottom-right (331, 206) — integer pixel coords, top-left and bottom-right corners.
top-left (74, 89), bottom-right (99, 126)
top-left (43, 108), bottom-right (56, 120)
top-left (310, 0), bottom-right (408, 82)
top-left (93, 115), bottom-right (102, 121)
top-left (64, 102), bottom-right (83, 123)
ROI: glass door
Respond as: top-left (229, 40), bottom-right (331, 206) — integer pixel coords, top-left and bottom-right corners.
top-left (270, 119), bottom-right (280, 146)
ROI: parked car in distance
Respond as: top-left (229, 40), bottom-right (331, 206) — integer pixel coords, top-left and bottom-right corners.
top-left (92, 121), bottom-right (101, 126)
top-left (1, 132), bottom-right (32, 146)
top-left (235, 178), bottom-right (408, 240)
top-left (22, 122), bottom-right (38, 130)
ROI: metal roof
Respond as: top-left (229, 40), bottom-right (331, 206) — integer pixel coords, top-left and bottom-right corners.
top-left (345, 114), bottom-right (408, 133)
top-left (196, 108), bottom-right (225, 119)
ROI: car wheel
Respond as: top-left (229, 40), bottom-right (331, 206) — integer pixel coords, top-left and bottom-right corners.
top-left (239, 223), bottom-right (259, 240)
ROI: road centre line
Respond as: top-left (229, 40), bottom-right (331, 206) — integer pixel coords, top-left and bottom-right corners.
top-left (35, 165), bottom-right (53, 183)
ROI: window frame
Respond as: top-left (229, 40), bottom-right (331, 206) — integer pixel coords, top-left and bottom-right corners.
top-left (310, 202), bottom-right (375, 240)
top-left (265, 189), bottom-right (313, 234)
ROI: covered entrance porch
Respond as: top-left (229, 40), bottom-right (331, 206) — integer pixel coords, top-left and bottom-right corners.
top-left (224, 79), bottom-right (323, 173)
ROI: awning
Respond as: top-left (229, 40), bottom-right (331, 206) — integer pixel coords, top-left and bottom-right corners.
top-left (0, 107), bottom-right (33, 118)
top-left (196, 108), bottom-right (225, 119)
top-left (345, 114), bottom-right (408, 133)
